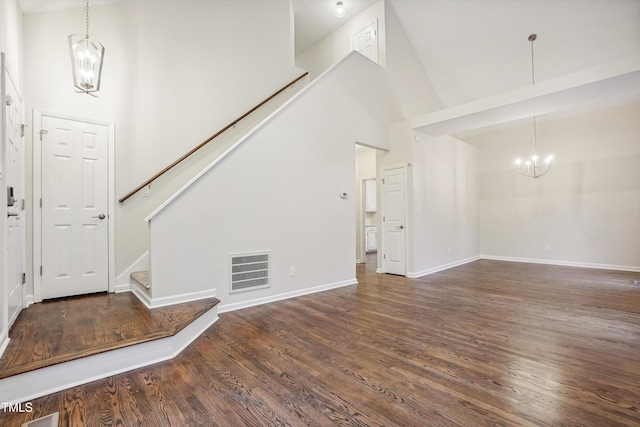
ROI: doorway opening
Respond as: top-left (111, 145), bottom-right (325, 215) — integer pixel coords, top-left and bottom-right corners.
top-left (355, 143), bottom-right (382, 272)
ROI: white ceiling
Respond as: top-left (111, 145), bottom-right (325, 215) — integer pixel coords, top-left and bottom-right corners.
top-left (20, 0), bottom-right (640, 112)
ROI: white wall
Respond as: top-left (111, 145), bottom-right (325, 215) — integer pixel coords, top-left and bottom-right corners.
top-left (0, 0), bottom-right (23, 84)
top-left (23, 0), bottom-right (304, 289)
top-left (410, 132), bottom-right (480, 277)
top-left (148, 53), bottom-right (401, 310)
top-left (465, 101), bottom-right (640, 270)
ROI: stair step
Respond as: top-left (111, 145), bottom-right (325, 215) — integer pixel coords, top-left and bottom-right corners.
top-left (0, 293), bottom-right (220, 402)
top-left (131, 270), bottom-right (150, 289)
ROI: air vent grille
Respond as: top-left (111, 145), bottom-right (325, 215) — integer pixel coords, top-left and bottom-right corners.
top-left (230, 252), bottom-right (270, 293)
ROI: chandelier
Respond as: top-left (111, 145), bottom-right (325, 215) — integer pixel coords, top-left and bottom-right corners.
top-left (68, 0), bottom-right (105, 96)
top-left (515, 34), bottom-right (553, 178)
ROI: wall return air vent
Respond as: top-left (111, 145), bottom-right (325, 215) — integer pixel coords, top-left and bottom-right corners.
top-left (230, 251), bottom-right (270, 293)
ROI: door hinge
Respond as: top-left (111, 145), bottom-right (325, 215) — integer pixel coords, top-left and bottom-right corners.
top-left (384, 253), bottom-right (386, 259)
top-left (383, 216), bottom-right (385, 222)
top-left (20, 124), bottom-right (27, 138)
top-left (40, 266), bottom-right (43, 276)
top-left (381, 178), bottom-right (385, 184)
top-left (22, 273), bottom-right (26, 284)
top-left (39, 129), bottom-right (48, 140)
top-left (40, 198), bottom-right (42, 208)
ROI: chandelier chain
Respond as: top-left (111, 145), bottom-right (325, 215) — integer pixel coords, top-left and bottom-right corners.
top-left (530, 35), bottom-right (538, 155)
top-left (84, 0), bottom-right (90, 39)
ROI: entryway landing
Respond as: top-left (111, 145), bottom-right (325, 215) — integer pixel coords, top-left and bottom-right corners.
top-left (0, 292), bottom-right (220, 380)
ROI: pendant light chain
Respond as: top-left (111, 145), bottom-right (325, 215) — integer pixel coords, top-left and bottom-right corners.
top-left (84, 0), bottom-right (91, 39)
top-left (529, 35), bottom-right (538, 156)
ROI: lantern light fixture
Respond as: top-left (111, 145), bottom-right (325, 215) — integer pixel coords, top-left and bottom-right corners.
top-left (68, 0), bottom-right (105, 96)
top-left (335, 1), bottom-right (346, 18)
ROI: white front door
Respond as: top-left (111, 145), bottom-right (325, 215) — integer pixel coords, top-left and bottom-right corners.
top-left (40, 115), bottom-right (109, 299)
top-left (4, 59), bottom-right (25, 327)
top-left (351, 21), bottom-right (379, 64)
top-left (382, 167), bottom-right (406, 275)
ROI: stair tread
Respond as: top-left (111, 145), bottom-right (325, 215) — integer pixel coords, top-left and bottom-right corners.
top-left (131, 270), bottom-right (149, 287)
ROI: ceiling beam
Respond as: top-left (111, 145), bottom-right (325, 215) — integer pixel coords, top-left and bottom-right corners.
top-left (411, 55), bottom-right (640, 136)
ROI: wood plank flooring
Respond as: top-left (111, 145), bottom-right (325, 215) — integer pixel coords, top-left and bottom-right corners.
top-left (0, 292), bottom-right (220, 379)
top-left (1, 260), bottom-right (639, 426)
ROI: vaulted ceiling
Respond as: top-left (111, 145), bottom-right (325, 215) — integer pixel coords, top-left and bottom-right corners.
top-left (20, 0), bottom-right (640, 114)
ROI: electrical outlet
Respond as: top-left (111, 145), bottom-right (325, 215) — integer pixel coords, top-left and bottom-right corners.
top-left (142, 185), bottom-right (150, 197)
top-left (447, 248), bottom-right (451, 255)
top-left (544, 245), bottom-right (551, 252)
top-left (289, 267), bottom-right (295, 277)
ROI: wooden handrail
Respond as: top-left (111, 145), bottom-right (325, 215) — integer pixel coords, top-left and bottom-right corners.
top-left (119, 72), bottom-right (309, 203)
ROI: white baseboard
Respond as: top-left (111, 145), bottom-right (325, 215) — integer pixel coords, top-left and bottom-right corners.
top-left (218, 278), bottom-right (358, 313)
top-left (132, 286), bottom-right (218, 309)
top-left (407, 256), bottom-right (480, 279)
top-left (0, 305), bottom-right (219, 404)
top-left (116, 251), bottom-right (149, 291)
top-left (25, 294), bottom-right (34, 309)
top-left (480, 255), bottom-right (640, 272)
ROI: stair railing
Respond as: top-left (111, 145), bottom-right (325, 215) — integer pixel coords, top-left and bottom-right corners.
top-left (119, 72), bottom-right (309, 203)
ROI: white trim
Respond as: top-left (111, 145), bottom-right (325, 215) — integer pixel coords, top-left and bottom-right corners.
top-left (132, 287), bottom-right (217, 309)
top-left (218, 278), bottom-right (358, 314)
top-left (146, 52), bottom-right (385, 222)
top-left (407, 256), bottom-right (480, 279)
top-left (0, 305), bottom-right (219, 403)
top-left (32, 111), bottom-right (116, 302)
top-left (480, 255), bottom-right (640, 272)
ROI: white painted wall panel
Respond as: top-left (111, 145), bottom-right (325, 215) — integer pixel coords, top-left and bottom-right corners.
top-left (149, 53), bottom-right (399, 306)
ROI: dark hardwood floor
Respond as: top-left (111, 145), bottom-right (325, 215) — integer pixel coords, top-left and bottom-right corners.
top-left (2, 259), bottom-right (639, 426)
top-left (0, 292), bottom-right (220, 379)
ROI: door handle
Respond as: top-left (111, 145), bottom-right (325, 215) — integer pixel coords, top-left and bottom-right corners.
top-left (397, 225), bottom-right (404, 230)
top-left (92, 214), bottom-right (106, 220)
top-left (8, 212), bottom-right (19, 218)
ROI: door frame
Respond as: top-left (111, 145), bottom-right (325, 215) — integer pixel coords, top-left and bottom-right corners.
top-left (380, 164), bottom-right (408, 276)
top-left (32, 110), bottom-right (116, 303)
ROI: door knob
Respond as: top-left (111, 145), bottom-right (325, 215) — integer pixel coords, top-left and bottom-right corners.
top-left (397, 225), bottom-right (404, 230)
top-left (92, 214), bottom-right (106, 220)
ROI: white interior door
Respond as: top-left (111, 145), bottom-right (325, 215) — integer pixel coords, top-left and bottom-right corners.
top-left (4, 58), bottom-right (25, 328)
top-left (351, 21), bottom-right (379, 64)
top-left (383, 167), bottom-right (406, 275)
top-left (40, 115), bottom-right (109, 300)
